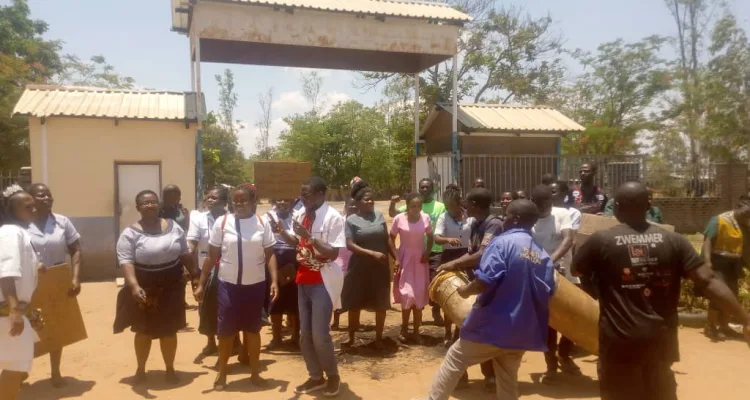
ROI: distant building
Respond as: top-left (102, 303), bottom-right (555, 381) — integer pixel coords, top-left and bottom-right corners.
top-left (416, 103), bottom-right (584, 199)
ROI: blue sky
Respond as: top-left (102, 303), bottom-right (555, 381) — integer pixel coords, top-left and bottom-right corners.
top-left (7, 0), bottom-right (749, 155)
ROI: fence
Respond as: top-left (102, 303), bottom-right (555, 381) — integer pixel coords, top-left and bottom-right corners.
top-left (413, 155), bottom-right (741, 233)
top-left (448, 154), bottom-right (720, 201)
top-left (0, 169), bottom-right (31, 190)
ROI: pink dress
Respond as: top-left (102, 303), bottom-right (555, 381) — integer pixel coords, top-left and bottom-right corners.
top-left (391, 212), bottom-right (432, 309)
top-left (336, 247), bottom-right (352, 275)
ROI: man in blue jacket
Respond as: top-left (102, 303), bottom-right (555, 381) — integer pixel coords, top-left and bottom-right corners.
top-left (425, 199), bottom-right (557, 400)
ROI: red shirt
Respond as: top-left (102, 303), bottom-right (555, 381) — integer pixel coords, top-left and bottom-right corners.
top-left (295, 214), bottom-right (325, 285)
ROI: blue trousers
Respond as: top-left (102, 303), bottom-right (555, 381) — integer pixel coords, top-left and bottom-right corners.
top-left (298, 283), bottom-right (339, 379)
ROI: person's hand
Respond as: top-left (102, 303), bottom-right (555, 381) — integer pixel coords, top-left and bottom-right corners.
top-left (370, 251), bottom-right (388, 265)
top-left (8, 309), bottom-right (25, 337)
top-left (421, 251), bottom-right (430, 264)
top-left (392, 260), bottom-right (400, 275)
top-left (131, 286), bottom-right (147, 304)
top-left (193, 283), bottom-right (204, 303)
top-left (293, 220), bottom-right (311, 240)
top-left (438, 262), bottom-right (456, 273)
top-left (390, 195), bottom-right (401, 204)
top-left (448, 238), bottom-right (463, 247)
top-left (69, 276), bottom-right (81, 296)
top-left (270, 282), bottom-right (280, 303)
top-left (268, 214), bottom-right (282, 234)
top-left (457, 284), bottom-right (470, 299)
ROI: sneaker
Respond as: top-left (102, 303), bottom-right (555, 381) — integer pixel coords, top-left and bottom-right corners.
top-left (323, 375), bottom-right (340, 397)
top-left (295, 378), bottom-right (327, 395)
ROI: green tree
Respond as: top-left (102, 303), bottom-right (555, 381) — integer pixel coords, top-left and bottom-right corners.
top-left (0, 0), bottom-right (63, 172)
top-left (701, 12), bottom-right (750, 161)
top-left (215, 69), bottom-right (238, 134)
top-left (56, 54), bottom-right (135, 88)
top-left (278, 100), bottom-right (389, 189)
top-left (559, 36), bottom-right (672, 155)
top-left (202, 112), bottom-right (249, 187)
top-left (357, 3), bottom-right (563, 107)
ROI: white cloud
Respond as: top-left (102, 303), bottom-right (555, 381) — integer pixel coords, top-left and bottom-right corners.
top-left (272, 91), bottom-right (308, 114)
top-left (271, 90), bottom-right (352, 116)
top-left (237, 90), bottom-right (352, 157)
top-left (238, 117), bottom-right (289, 157)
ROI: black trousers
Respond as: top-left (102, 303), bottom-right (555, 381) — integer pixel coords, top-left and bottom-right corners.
top-left (545, 327), bottom-right (574, 370)
top-left (599, 358), bottom-right (677, 400)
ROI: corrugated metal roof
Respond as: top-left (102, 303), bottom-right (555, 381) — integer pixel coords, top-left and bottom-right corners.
top-left (222, 0), bottom-right (472, 22)
top-left (13, 85), bottom-right (204, 121)
top-left (435, 103), bottom-right (585, 133)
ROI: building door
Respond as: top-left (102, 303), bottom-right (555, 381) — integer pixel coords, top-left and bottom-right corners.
top-left (116, 163), bottom-right (161, 234)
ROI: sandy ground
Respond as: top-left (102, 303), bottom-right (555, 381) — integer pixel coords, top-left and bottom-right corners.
top-left (18, 201), bottom-right (750, 399)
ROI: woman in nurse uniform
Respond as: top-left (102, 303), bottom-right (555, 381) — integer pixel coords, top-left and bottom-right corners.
top-left (26, 183), bottom-right (83, 387)
top-left (0, 185), bottom-right (41, 400)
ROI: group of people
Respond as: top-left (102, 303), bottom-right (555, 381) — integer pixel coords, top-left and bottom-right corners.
top-left (1, 160), bottom-right (750, 400)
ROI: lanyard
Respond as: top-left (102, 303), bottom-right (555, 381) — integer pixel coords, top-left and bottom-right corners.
top-left (234, 217), bottom-right (244, 284)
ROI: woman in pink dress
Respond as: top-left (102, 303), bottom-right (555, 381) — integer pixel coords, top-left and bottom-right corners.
top-left (390, 193), bottom-right (433, 344)
top-left (331, 199), bottom-right (357, 330)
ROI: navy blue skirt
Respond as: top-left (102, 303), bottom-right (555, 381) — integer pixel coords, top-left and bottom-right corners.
top-left (217, 280), bottom-right (266, 336)
top-left (268, 247), bottom-right (299, 316)
top-left (114, 263), bottom-right (186, 338)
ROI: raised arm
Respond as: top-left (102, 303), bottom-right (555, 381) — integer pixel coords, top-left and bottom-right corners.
top-left (388, 196), bottom-right (401, 218)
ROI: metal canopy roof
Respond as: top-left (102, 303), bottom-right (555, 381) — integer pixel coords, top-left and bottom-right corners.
top-left (175, 0), bottom-right (470, 73)
top-left (13, 85), bottom-right (205, 122)
top-left (424, 103), bottom-right (586, 134)
top-left (172, 0), bottom-right (471, 33)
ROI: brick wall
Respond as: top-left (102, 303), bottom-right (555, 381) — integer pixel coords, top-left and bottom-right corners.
top-left (652, 197), bottom-right (722, 233)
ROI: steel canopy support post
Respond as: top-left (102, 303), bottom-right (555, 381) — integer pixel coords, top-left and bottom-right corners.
top-left (451, 55), bottom-right (459, 186)
top-left (414, 72), bottom-right (420, 156)
top-left (193, 34), bottom-right (204, 209)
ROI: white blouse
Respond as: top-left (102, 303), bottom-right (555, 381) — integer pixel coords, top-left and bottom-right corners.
top-left (0, 224), bottom-right (39, 304)
top-left (209, 214), bottom-right (276, 286)
top-left (27, 213), bottom-right (80, 268)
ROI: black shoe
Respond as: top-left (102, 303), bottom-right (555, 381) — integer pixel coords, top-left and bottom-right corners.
top-left (541, 370), bottom-right (561, 385)
top-left (295, 378), bottom-right (327, 395)
top-left (704, 326), bottom-right (724, 342)
top-left (323, 375), bottom-right (340, 397)
top-left (559, 357), bottom-right (582, 376)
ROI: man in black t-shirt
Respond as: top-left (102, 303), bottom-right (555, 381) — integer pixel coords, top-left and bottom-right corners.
top-left (572, 162), bottom-right (607, 214)
top-left (438, 188), bottom-right (503, 392)
top-left (572, 181), bottom-right (750, 400)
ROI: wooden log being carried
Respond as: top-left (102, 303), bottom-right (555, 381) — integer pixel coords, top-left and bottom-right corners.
top-left (428, 214), bottom-right (675, 356)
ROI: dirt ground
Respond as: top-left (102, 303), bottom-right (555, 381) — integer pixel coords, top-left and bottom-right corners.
top-left (19, 284), bottom-right (750, 400)
top-left (18, 201), bottom-right (750, 399)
